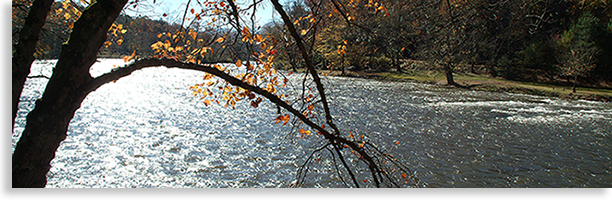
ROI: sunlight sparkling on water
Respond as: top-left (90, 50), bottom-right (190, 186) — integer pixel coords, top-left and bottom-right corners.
top-left (12, 59), bottom-right (612, 187)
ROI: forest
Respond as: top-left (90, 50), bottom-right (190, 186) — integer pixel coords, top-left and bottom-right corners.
top-left (13, 0), bottom-right (612, 89)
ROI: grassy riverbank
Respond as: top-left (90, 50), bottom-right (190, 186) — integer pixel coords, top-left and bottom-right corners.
top-left (307, 69), bottom-right (612, 102)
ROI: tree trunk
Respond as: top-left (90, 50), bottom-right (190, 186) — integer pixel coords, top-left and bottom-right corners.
top-left (572, 74), bottom-right (577, 93)
top-left (444, 62), bottom-right (457, 86)
top-left (394, 56), bottom-right (401, 73)
top-left (12, 0), bottom-right (55, 128)
top-left (12, 0), bottom-right (128, 188)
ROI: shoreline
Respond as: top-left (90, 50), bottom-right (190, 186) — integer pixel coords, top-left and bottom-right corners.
top-left (35, 59), bottom-right (612, 102)
top-left (311, 69), bottom-right (612, 102)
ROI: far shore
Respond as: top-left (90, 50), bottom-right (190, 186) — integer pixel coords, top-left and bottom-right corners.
top-left (35, 58), bottom-right (612, 102)
top-left (299, 68), bottom-right (612, 102)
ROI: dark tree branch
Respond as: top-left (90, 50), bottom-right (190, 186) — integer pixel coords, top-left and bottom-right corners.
top-left (91, 57), bottom-right (385, 187)
top-left (269, 0), bottom-right (391, 187)
top-left (269, 0), bottom-right (341, 136)
top-left (12, 0), bottom-right (55, 128)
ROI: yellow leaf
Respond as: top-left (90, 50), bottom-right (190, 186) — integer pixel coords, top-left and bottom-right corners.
top-left (150, 41), bottom-right (163, 49)
top-left (301, 29), bottom-right (308, 35)
top-left (298, 129), bottom-right (311, 135)
top-left (104, 41), bottom-right (112, 48)
top-left (203, 99), bottom-right (211, 106)
top-left (189, 31), bottom-right (197, 40)
top-left (236, 59), bottom-right (242, 68)
top-left (64, 13), bottom-right (71, 20)
top-left (274, 114), bottom-right (291, 125)
top-left (123, 50), bottom-right (136, 62)
top-left (163, 40), bottom-right (171, 49)
top-left (266, 84), bottom-right (276, 93)
top-left (242, 27), bottom-right (251, 39)
top-left (254, 34), bottom-right (263, 43)
top-left (215, 37), bottom-right (225, 43)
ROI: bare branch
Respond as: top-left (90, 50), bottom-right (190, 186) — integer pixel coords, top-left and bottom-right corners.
top-left (268, 0), bottom-right (395, 187)
top-left (269, 0), bottom-right (341, 136)
top-left (90, 57), bottom-right (391, 187)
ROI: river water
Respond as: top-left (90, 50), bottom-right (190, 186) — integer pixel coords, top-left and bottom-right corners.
top-left (12, 59), bottom-right (612, 188)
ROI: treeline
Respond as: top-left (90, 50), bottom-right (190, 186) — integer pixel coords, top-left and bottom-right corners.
top-left (35, 16), bottom-right (254, 63)
top-left (262, 0), bottom-right (612, 87)
top-left (21, 10), bottom-right (183, 59)
top-left (21, 0), bottom-right (612, 87)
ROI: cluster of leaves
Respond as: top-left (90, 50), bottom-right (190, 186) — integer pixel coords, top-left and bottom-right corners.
top-left (120, 0), bottom-right (301, 125)
top-left (11, 0), bottom-right (136, 59)
top-left (14, 0), bottom-right (423, 187)
top-left (132, 0), bottom-right (422, 187)
top-left (12, 0), bottom-right (87, 58)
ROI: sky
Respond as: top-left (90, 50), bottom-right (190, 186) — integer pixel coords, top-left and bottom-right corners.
top-left (123, 0), bottom-right (285, 27)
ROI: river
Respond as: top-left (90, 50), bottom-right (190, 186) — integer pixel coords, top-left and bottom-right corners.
top-left (12, 59), bottom-right (612, 187)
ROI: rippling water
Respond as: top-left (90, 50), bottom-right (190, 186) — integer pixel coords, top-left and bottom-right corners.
top-left (12, 59), bottom-right (612, 187)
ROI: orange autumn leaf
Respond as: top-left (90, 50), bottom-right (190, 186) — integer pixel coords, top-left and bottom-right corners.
top-left (274, 114), bottom-right (290, 125)
top-left (250, 100), bottom-right (259, 108)
top-left (298, 129), bottom-right (311, 136)
top-left (236, 59), bottom-right (242, 68)
top-left (215, 37), bottom-right (225, 43)
top-left (189, 31), bottom-right (197, 40)
top-left (123, 50), bottom-right (136, 62)
top-left (253, 34), bottom-right (263, 43)
top-left (103, 41), bottom-right (112, 48)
